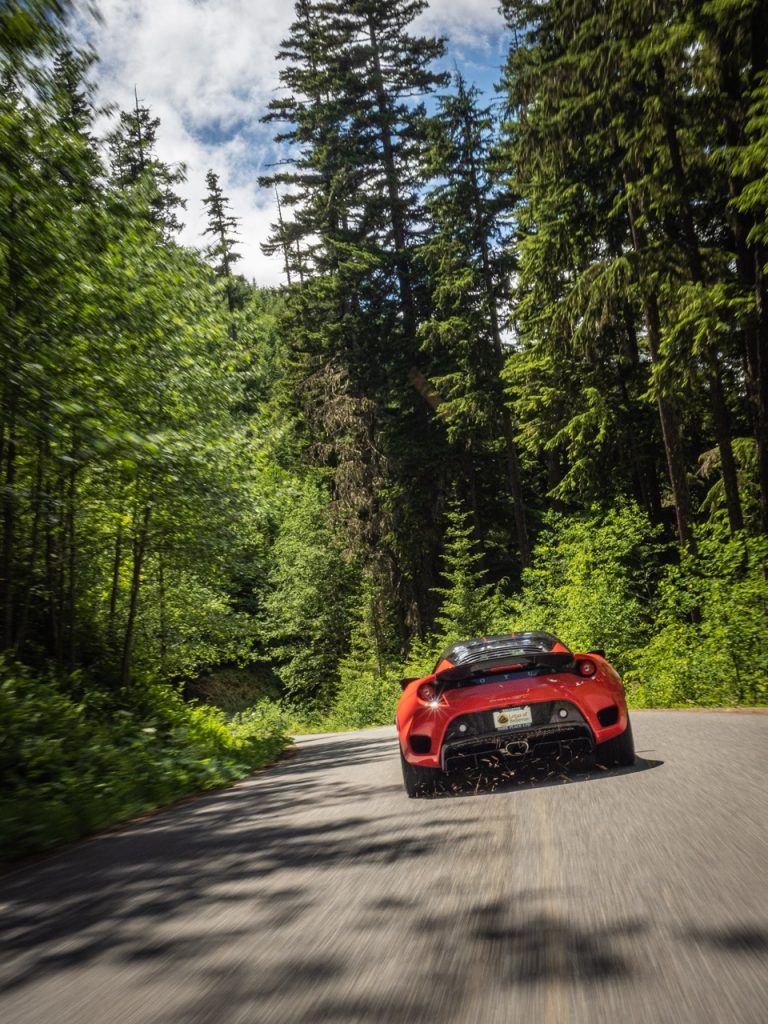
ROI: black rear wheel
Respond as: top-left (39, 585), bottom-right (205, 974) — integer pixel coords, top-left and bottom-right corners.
top-left (594, 717), bottom-right (635, 767)
top-left (400, 748), bottom-right (441, 798)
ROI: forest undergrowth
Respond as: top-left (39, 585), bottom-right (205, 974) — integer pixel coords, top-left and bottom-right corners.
top-left (285, 504), bottom-right (768, 735)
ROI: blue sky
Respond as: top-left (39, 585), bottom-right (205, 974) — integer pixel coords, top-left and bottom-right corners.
top-left (77, 0), bottom-right (510, 285)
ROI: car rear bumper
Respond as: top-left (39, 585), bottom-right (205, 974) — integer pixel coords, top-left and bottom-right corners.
top-left (400, 687), bottom-right (629, 770)
top-left (440, 721), bottom-right (593, 772)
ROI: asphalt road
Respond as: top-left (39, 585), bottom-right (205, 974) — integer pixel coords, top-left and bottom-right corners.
top-left (1, 711), bottom-right (767, 1024)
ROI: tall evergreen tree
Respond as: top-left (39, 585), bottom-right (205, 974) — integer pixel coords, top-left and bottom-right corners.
top-left (107, 91), bottom-right (186, 238)
top-left (202, 169), bottom-right (242, 314)
top-left (497, 0), bottom-right (762, 546)
top-left (261, 0), bottom-right (455, 636)
top-left (433, 499), bottom-right (498, 642)
top-left (421, 74), bottom-right (530, 565)
top-left (496, 3), bottom-right (667, 528)
top-left (700, 0), bottom-right (768, 533)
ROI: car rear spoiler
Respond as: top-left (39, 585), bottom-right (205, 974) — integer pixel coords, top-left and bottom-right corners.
top-left (434, 652), bottom-right (576, 693)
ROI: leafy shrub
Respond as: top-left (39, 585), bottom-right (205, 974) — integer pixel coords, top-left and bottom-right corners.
top-left (259, 483), bottom-right (360, 703)
top-left (401, 633), bottom-right (444, 680)
top-left (625, 531), bottom-right (768, 706)
top-left (508, 503), bottom-right (666, 672)
top-left (323, 665), bottom-right (402, 731)
top-left (0, 662), bottom-right (289, 862)
top-left (432, 500), bottom-right (504, 642)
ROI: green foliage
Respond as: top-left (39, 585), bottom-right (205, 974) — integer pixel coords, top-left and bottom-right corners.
top-left (259, 482), bottom-right (360, 705)
top-left (432, 499), bottom-right (504, 644)
top-left (317, 569), bottom-right (401, 729)
top-left (509, 504), bottom-right (665, 671)
top-left (321, 666), bottom-right (402, 732)
top-left (400, 632), bottom-right (444, 681)
top-left (626, 531), bottom-right (768, 707)
top-left (731, 71), bottom-right (768, 248)
top-left (228, 700), bottom-right (292, 749)
top-left (0, 659), bottom-right (290, 861)
top-left (0, 1), bottom-right (71, 58)
top-left (0, 39), bottom-right (281, 685)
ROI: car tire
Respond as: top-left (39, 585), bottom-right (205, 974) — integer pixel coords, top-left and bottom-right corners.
top-left (400, 748), bottom-right (441, 798)
top-left (594, 717), bottom-right (635, 767)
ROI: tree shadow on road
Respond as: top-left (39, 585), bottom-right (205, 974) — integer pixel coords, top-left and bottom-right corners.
top-left (284, 734), bottom-right (398, 776)
top-left (2, 726), bottom-right (764, 1024)
top-left (0, 728), bottom-right (459, 996)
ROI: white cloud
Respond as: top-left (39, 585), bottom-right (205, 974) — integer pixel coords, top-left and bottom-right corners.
top-left (77, 0), bottom-right (506, 286)
top-left (416, 0), bottom-right (507, 49)
top-left (88, 0), bottom-right (287, 131)
top-left (79, 0), bottom-right (289, 284)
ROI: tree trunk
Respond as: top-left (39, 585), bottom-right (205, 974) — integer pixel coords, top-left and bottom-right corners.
top-left (546, 451), bottom-right (566, 511)
top-left (704, 354), bottom-right (745, 533)
top-left (619, 297), bottom-right (664, 524)
top-left (714, 13), bottom-right (768, 531)
top-left (1, 403), bottom-right (16, 650)
top-left (45, 477), bottom-right (64, 667)
top-left (749, 2), bottom-right (768, 532)
top-left (120, 501), bottom-right (152, 687)
top-left (366, 15), bottom-right (416, 345)
top-left (754, 257), bottom-right (768, 533)
top-left (158, 546), bottom-right (168, 676)
top-left (457, 100), bottom-right (531, 565)
top-left (55, 480), bottom-right (67, 671)
top-left (65, 454), bottom-right (78, 669)
top-left (624, 180), bottom-right (696, 550)
top-left (1, 194), bottom-right (20, 652)
top-left (108, 522), bottom-right (123, 646)
top-left (14, 439), bottom-right (46, 650)
top-left (275, 186), bottom-right (293, 287)
top-left (477, 224), bottom-right (530, 565)
top-left (656, 60), bottom-right (743, 532)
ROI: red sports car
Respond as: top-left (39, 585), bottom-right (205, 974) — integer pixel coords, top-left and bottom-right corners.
top-left (396, 631), bottom-right (634, 797)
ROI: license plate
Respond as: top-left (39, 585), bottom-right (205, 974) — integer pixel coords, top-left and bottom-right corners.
top-left (493, 706), bottom-right (532, 730)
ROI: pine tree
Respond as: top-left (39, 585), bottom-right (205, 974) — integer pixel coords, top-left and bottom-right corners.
top-left (107, 91), bottom-right (186, 238)
top-left (261, 0), bottom-right (454, 635)
top-left (51, 49), bottom-right (96, 140)
top-left (341, 0), bottom-right (448, 345)
top-left (202, 169), bottom-right (242, 313)
top-left (496, 0), bottom-right (760, 548)
top-left (262, 0), bottom-right (447, 323)
top-left (422, 73), bottom-right (530, 565)
top-left (433, 500), bottom-right (499, 643)
top-left (706, 0), bottom-right (768, 533)
top-left (497, 4), bottom-right (663, 523)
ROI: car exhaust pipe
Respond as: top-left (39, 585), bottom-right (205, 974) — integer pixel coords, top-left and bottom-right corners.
top-left (505, 739), bottom-right (529, 758)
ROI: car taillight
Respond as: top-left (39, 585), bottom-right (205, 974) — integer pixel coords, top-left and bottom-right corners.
top-left (417, 683), bottom-right (436, 702)
top-left (578, 659), bottom-right (597, 677)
